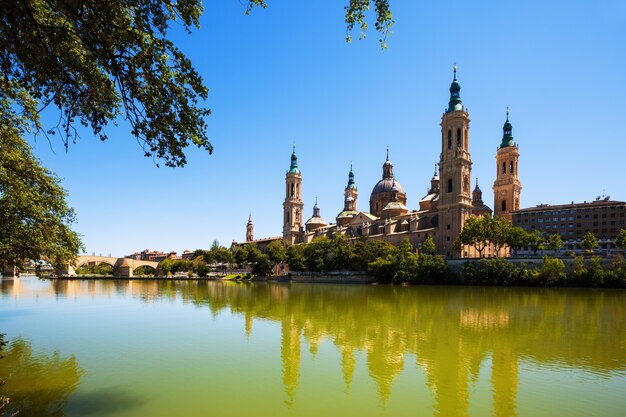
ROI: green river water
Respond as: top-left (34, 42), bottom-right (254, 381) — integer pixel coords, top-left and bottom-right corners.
top-left (0, 276), bottom-right (624, 417)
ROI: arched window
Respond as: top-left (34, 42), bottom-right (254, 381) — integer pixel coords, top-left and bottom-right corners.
top-left (502, 200), bottom-right (507, 212)
top-left (448, 178), bottom-right (453, 193)
top-left (502, 162), bottom-right (506, 174)
top-left (291, 183), bottom-right (295, 197)
top-left (464, 129), bottom-right (468, 148)
top-left (448, 130), bottom-right (452, 149)
top-left (296, 209), bottom-right (300, 221)
top-left (510, 161), bottom-right (514, 174)
top-left (286, 210), bottom-right (290, 224)
top-left (456, 128), bottom-right (461, 147)
top-left (463, 175), bottom-right (469, 193)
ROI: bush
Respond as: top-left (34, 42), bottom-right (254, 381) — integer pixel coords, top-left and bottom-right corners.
top-left (412, 255), bottom-right (449, 284)
top-left (462, 258), bottom-right (531, 286)
top-left (533, 256), bottom-right (566, 286)
top-left (368, 255), bottom-right (396, 284)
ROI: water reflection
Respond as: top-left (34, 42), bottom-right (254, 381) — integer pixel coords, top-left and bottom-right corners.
top-left (0, 337), bottom-right (83, 416)
top-left (2, 278), bottom-right (625, 416)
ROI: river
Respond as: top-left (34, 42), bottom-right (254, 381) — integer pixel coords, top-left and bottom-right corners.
top-left (0, 276), bottom-right (624, 416)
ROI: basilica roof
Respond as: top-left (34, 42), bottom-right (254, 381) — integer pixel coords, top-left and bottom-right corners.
top-left (306, 216), bottom-right (327, 225)
top-left (371, 178), bottom-right (405, 196)
top-left (337, 210), bottom-right (359, 219)
top-left (382, 201), bottom-right (408, 211)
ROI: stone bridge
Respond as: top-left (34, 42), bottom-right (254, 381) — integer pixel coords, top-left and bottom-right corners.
top-left (60, 255), bottom-right (160, 278)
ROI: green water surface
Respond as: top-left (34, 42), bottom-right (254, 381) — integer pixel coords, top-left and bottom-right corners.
top-left (0, 277), bottom-right (624, 417)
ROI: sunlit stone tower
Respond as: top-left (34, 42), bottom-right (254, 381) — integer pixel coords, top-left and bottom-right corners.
top-left (493, 109), bottom-right (522, 221)
top-left (246, 214), bottom-right (254, 242)
top-left (438, 66), bottom-right (473, 257)
top-left (283, 145), bottom-right (304, 244)
top-left (337, 165), bottom-right (359, 226)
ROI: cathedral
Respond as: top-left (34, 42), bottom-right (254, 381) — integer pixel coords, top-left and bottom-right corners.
top-left (244, 68), bottom-right (522, 258)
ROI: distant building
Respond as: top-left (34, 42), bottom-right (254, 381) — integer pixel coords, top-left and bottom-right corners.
top-left (127, 249), bottom-right (177, 262)
top-left (512, 198), bottom-right (626, 252)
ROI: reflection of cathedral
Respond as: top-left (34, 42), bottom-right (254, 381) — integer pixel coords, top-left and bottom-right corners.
top-left (245, 68), bottom-right (522, 257)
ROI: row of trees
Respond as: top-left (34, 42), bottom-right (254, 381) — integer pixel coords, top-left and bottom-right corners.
top-left (462, 256), bottom-right (626, 287)
top-left (455, 215), bottom-right (626, 257)
top-left (284, 235), bottom-right (447, 284)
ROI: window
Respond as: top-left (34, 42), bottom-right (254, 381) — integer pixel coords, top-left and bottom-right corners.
top-left (510, 161), bottom-right (514, 173)
top-left (448, 130), bottom-right (452, 149)
top-left (502, 200), bottom-right (507, 211)
top-left (448, 179), bottom-right (453, 193)
top-left (290, 183), bottom-right (295, 197)
top-left (457, 128), bottom-right (461, 147)
top-left (502, 162), bottom-right (506, 174)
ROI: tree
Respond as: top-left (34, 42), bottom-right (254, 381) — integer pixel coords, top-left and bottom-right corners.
top-left (247, 1), bottom-right (394, 48)
top-left (507, 227), bottom-right (530, 257)
top-left (286, 244), bottom-right (306, 271)
top-left (2, 0), bottom-right (210, 168)
top-left (527, 230), bottom-right (545, 255)
top-left (616, 229), bottom-right (626, 250)
top-left (2, 1), bottom-right (393, 168)
top-left (0, 120), bottom-right (83, 271)
top-left (455, 215), bottom-right (490, 257)
top-left (582, 232), bottom-right (599, 256)
top-left (421, 236), bottom-right (436, 255)
top-left (266, 240), bottom-right (287, 267)
top-left (491, 216), bottom-right (513, 257)
top-left (546, 233), bottom-right (564, 256)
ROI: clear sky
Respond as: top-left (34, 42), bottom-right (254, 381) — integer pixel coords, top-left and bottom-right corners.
top-left (29, 0), bottom-right (626, 257)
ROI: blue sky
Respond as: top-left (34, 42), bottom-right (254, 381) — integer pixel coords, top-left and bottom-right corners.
top-left (29, 0), bottom-right (626, 257)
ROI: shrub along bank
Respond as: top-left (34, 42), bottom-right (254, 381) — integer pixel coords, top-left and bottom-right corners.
top-left (286, 236), bottom-right (626, 287)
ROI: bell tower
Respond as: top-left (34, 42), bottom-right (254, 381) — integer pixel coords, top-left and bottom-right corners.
top-left (246, 214), bottom-right (254, 242)
top-left (437, 66), bottom-right (473, 257)
top-left (283, 145), bottom-right (304, 245)
top-left (344, 164), bottom-right (358, 212)
top-left (493, 109), bottom-right (521, 221)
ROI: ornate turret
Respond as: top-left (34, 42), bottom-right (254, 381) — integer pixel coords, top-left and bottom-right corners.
top-left (447, 65), bottom-right (463, 113)
top-left (472, 179), bottom-right (482, 203)
top-left (347, 163), bottom-right (356, 189)
top-left (337, 164), bottom-right (359, 226)
top-left (288, 144), bottom-right (300, 174)
top-left (472, 179), bottom-right (492, 217)
top-left (382, 147), bottom-right (393, 179)
top-left (430, 163), bottom-right (440, 194)
top-left (305, 197), bottom-right (327, 231)
top-left (500, 108), bottom-right (516, 148)
top-left (246, 214), bottom-right (254, 242)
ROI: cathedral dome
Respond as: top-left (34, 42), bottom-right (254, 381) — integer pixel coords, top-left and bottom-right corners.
top-left (371, 178), bottom-right (405, 195)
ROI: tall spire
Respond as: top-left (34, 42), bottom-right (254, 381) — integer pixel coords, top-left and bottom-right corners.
top-left (447, 64), bottom-right (463, 113)
top-left (382, 148), bottom-right (393, 179)
top-left (288, 144), bottom-right (300, 173)
top-left (313, 196), bottom-right (321, 217)
top-left (347, 163), bottom-right (356, 189)
top-left (500, 108), bottom-right (515, 148)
